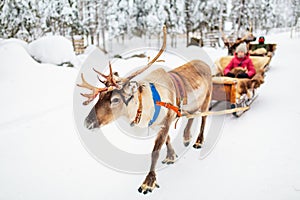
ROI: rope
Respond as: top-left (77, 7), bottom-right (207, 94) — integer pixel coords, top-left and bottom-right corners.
top-left (183, 106), bottom-right (250, 119)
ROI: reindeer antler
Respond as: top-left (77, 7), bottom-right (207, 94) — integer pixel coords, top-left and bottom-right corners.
top-left (77, 26), bottom-right (167, 105)
top-left (93, 62), bottom-right (119, 88)
top-left (123, 26), bottom-right (167, 83)
top-left (77, 70), bottom-right (117, 105)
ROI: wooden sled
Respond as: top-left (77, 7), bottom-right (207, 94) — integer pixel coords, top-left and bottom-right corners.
top-left (211, 56), bottom-right (270, 117)
top-left (249, 43), bottom-right (277, 69)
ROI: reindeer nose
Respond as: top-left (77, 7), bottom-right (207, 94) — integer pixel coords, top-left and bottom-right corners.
top-left (84, 108), bottom-right (99, 129)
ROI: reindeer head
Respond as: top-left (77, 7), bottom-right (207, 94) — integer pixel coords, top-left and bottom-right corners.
top-left (77, 26), bottom-right (167, 129)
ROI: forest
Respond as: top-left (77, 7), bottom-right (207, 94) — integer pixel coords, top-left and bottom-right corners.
top-left (1, 0), bottom-right (299, 52)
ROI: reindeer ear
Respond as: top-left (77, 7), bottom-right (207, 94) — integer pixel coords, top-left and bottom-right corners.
top-left (113, 72), bottom-right (119, 77)
top-left (123, 81), bottom-right (138, 95)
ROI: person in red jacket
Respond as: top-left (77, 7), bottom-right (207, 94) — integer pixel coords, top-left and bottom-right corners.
top-left (224, 43), bottom-right (256, 78)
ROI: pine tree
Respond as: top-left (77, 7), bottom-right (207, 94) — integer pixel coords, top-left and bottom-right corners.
top-left (184, 0), bottom-right (193, 46)
top-left (131, 0), bottom-right (154, 37)
top-left (291, 0), bottom-right (300, 26)
top-left (163, 0), bottom-right (184, 47)
top-left (0, 0), bottom-right (40, 41)
top-left (107, 0), bottom-right (129, 42)
top-left (230, 0), bottom-right (256, 36)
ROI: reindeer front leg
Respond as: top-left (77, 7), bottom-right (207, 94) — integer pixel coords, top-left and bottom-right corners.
top-left (138, 113), bottom-right (173, 194)
top-left (162, 135), bottom-right (178, 164)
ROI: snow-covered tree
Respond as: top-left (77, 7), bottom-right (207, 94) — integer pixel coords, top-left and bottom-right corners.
top-left (131, 0), bottom-right (155, 37)
top-left (184, 0), bottom-right (193, 45)
top-left (36, 0), bottom-right (80, 37)
top-left (107, 0), bottom-right (132, 42)
top-left (0, 0), bottom-right (40, 41)
top-left (80, 0), bottom-right (97, 44)
top-left (163, 0), bottom-right (185, 47)
top-left (39, 0), bottom-right (63, 35)
top-left (61, 0), bottom-right (83, 36)
top-left (98, 0), bottom-right (109, 52)
top-left (186, 0), bottom-right (226, 46)
top-left (230, 0), bottom-right (254, 36)
top-left (260, 0), bottom-right (275, 33)
top-left (1, 0), bottom-right (300, 49)
top-left (272, 0), bottom-right (288, 27)
top-left (291, 0), bottom-right (300, 26)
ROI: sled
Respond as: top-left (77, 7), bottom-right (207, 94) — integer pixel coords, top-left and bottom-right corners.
top-left (248, 43), bottom-right (277, 69)
top-left (211, 56), bottom-right (270, 117)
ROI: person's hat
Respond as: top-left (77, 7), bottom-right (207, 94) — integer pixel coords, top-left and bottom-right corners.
top-left (235, 43), bottom-right (247, 53)
top-left (258, 36), bottom-right (265, 44)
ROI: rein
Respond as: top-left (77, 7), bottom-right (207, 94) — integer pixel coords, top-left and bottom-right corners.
top-left (129, 82), bottom-right (250, 127)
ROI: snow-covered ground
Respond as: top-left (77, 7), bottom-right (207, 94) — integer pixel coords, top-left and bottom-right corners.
top-left (0, 32), bottom-right (300, 200)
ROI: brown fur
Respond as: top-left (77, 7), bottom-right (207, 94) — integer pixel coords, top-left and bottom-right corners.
top-left (251, 68), bottom-right (265, 89)
top-left (235, 69), bottom-right (265, 98)
top-left (236, 79), bottom-right (252, 98)
top-left (230, 67), bottom-right (248, 78)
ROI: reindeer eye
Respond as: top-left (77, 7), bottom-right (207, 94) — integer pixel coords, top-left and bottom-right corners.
top-left (111, 97), bottom-right (121, 105)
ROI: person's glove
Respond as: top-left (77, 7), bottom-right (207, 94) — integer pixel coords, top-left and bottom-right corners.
top-left (236, 73), bottom-right (249, 78)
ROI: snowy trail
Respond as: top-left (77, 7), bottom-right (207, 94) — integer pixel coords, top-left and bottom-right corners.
top-left (0, 33), bottom-right (300, 200)
top-left (0, 103), bottom-right (68, 132)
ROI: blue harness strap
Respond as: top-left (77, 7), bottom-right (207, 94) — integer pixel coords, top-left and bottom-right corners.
top-left (148, 83), bottom-right (161, 126)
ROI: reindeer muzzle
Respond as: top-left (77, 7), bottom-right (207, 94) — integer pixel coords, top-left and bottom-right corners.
top-left (84, 108), bottom-right (99, 129)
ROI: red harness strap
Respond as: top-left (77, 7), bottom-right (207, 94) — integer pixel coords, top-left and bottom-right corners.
top-left (156, 101), bottom-right (182, 117)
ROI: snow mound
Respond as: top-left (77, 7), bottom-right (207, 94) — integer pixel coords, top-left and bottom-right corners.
top-left (0, 42), bottom-right (37, 74)
top-left (0, 38), bottom-right (29, 51)
top-left (28, 36), bottom-right (79, 67)
top-left (0, 41), bottom-right (77, 126)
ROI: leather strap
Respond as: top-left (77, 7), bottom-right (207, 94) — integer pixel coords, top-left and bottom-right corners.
top-left (130, 86), bottom-right (143, 126)
top-left (168, 72), bottom-right (187, 106)
top-left (156, 101), bottom-right (182, 117)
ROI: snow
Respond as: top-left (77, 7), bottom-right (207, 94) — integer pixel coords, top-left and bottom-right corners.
top-left (1, 32), bottom-right (300, 200)
top-left (28, 36), bottom-right (80, 67)
top-left (0, 38), bottom-right (29, 51)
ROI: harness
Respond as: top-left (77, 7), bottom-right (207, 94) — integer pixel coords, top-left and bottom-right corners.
top-left (129, 75), bottom-right (250, 125)
top-left (131, 73), bottom-right (187, 127)
top-left (148, 83), bottom-right (162, 126)
top-left (168, 72), bottom-right (187, 106)
top-left (130, 83), bottom-right (163, 127)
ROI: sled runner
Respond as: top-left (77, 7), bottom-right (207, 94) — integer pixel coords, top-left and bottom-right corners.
top-left (211, 56), bottom-right (270, 117)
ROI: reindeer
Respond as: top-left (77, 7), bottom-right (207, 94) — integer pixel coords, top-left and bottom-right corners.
top-left (77, 27), bottom-right (212, 194)
top-left (221, 24), bottom-right (256, 56)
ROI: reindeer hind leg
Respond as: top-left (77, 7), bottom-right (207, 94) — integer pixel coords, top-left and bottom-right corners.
top-left (193, 116), bottom-right (207, 149)
top-left (183, 118), bottom-right (194, 146)
top-left (193, 91), bottom-right (211, 149)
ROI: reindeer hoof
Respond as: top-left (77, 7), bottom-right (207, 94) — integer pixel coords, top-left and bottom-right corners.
top-left (162, 158), bottom-right (175, 164)
top-left (138, 172), bottom-right (159, 194)
top-left (193, 143), bottom-right (202, 149)
top-left (138, 182), bottom-right (159, 194)
top-left (183, 137), bottom-right (191, 147)
top-left (162, 154), bottom-right (178, 164)
top-left (184, 141), bottom-right (190, 147)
